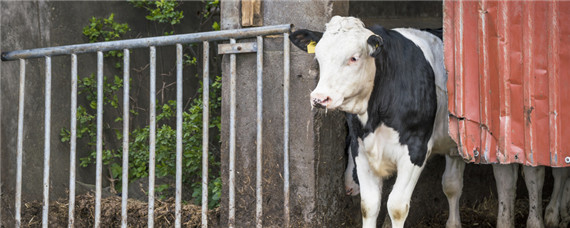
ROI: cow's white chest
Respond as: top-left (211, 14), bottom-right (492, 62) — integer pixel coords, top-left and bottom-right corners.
top-left (359, 123), bottom-right (410, 178)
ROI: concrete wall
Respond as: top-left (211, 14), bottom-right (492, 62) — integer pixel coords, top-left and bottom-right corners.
top-left (0, 1), bottom-right (211, 225)
top-left (219, 0), bottom-right (360, 227)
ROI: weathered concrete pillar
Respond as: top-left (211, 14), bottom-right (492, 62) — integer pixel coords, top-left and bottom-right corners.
top-left (219, 1), bottom-right (359, 227)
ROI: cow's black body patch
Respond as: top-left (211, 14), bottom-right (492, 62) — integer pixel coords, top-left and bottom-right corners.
top-left (346, 113), bottom-right (361, 184)
top-left (348, 25), bottom-right (439, 167)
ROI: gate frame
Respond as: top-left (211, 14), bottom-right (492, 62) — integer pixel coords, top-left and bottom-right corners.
top-left (1, 24), bottom-right (291, 228)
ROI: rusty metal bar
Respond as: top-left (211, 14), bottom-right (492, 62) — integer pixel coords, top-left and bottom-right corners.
top-left (148, 46), bottom-right (157, 228)
top-left (42, 56), bottom-right (52, 228)
top-left (498, 0), bottom-right (512, 162)
top-left (523, 1), bottom-right (536, 165)
top-left (201, 41), bottom-right (210, 228)
top-left (1, 25), bottom-right (292, 61)
top-left (94, 51), bottom-right (104, 228)
top-left (255, 35), bottom-right (263, 228)
top-left (121, 49), bottom-right (130, 228)
top-left (228, 38), bottom-right (237, 228)
top-left (175, 43), bottom-right (183, 228)
top-left (283, 32), bottom-right (291, 228)
top-left (15, 59), bottom-right (26, 228)
top-left (68, 54), bottom-right (78, 227)
top-left (548, 0), bottom-right (561, 165)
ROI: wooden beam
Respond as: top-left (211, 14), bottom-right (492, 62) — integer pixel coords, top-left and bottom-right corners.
top-left (241, 0), bottom-right (262, 27)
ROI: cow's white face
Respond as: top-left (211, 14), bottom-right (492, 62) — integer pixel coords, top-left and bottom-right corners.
top-left (310, 16), bottom-right (378, 115)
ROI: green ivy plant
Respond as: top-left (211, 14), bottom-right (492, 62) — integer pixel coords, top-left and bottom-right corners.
top-left (130, 0), bottom-right (184, 25)
top-left (61, 2), bottom-right (222, 209)
top-left (82, 13), bottom-right (130, 68)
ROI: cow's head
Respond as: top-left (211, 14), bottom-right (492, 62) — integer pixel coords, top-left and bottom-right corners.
top-left (290, 16), bottom-right (383, 114)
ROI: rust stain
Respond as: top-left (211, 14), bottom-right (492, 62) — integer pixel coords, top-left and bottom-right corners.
top-left (525, 106), bottom-right (534, 125)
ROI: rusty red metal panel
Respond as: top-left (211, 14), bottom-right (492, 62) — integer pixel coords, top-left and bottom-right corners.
top-left (444, 0), bottom-right (570, 167)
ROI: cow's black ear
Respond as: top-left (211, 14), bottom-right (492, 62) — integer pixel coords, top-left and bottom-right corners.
top-left (289, 29), bottom-right (323, 52)
top-left (367, 34), bottom-right (383, 58)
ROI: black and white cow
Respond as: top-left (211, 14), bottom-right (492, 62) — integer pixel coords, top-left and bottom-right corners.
top-left (290, 16), bottom-right (465, 228)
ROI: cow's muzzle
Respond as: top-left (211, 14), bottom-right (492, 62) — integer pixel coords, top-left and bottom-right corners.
top-left (311, 94), bottom-right (332, 109)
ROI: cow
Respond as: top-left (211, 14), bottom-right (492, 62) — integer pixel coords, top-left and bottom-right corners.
top-left (345, 145), bottom-right (570, 227)
top-left (345, 131), bottom-right (570, 228)
top-left (290, 16), bottom-right (465, 228)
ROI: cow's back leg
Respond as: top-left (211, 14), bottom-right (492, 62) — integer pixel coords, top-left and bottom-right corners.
top-left (523, 165), bottom-right (545, 228)
top-left (560, 177), bottom-right (570, 228)
top-left (545, 167), bottom-right (569, 228)
top-left (493, 163), bottom-right (519, 228)
top-left (355, 151), bottom-right (383, 228)
top-left (386, 156), bottom-right (425, 228)
top-left (442, 153), bottom-right (465, 228)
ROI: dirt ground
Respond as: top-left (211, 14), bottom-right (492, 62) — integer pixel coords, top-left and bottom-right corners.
top-left (17, 194), bottom-right (568, 227)
top-left (416, 196), bottom-right (526, 228)
top-left (417, 197), bottom-right (570, 228)
top-left (19, 193), bottom-right (219, 227)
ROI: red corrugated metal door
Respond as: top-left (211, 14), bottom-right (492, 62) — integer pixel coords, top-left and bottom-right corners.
top-left (444, 0), bottom-right (570, 167)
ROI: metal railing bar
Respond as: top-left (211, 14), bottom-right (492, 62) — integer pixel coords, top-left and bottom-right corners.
top-left (94, 51), bottom-right (104, 228)
top-left (15, 59), bottom-right (26, 228)
top-left (121, 49), bottom-right (130, 228)
top-left (175, 43), bottom-right (183, 228)
top-left (228, 38), bottom-right (237, 228)
top-left (283, 33), bottom-right (291, 228)
top-left (42, 56), bottom-right (52, 228)
top-left (148, 46), bottom-right (157, 228)
top-left (255, 35), bottom-right (264, 228)
top-left (1, 24), bottom-right (292, 61)
top-left (201, 41), bottom-right (210, 228)
top-left (0, 12), bottom-right (2, 223)
top-left (68, 54), bottom-right (78, 228)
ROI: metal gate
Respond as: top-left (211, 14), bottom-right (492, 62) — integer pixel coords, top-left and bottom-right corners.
top-left (1, 24), bottom-right (291, 227)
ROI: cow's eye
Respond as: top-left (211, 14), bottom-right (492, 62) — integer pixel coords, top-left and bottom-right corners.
top-left (350, 57), bottom-right (358, 62)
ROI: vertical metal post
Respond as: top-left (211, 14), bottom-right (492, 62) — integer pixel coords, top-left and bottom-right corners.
top-left (15, 59), bottom-right (26, 228)
top-left (283, 33), bottom-right (291, 228)
top-left (94, 51), bottom-right (104, 228)
top-left (148, 46), bottom-right (157, 228)
top-left (255, 36), bottom-right (264, 228)
top-left (42, 56), bottom-right (52, 228)
top-left (228, 38), bottom-right (237, 228)
top-left (68, 54), bottom-right (78, 227)
top-left (201, 41), bottom-right (210, 228)
top-left (175, 43), bottom-right (183, 228)
top-left (0, 11), bottom-right (3, 224)
top-left (121, 49), bottom-right (130, 228)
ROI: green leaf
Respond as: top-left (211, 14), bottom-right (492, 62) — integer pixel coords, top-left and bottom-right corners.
top-left (212, 21), bottom-right (220, 31)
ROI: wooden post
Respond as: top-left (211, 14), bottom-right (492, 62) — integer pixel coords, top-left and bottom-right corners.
top-left (241, 0), bottom-right (262, 27)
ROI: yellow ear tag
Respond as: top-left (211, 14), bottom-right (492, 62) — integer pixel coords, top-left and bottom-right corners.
top-left (307, 41), bottom-right (317, 54)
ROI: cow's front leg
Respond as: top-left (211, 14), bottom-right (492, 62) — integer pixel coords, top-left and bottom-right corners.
top-left (523, 165), bottom-right (545, 228)
top-left (355, 152), bottom-right (383, 228)
top-left (442, 154), bottom-right (465, 228)
top-left (493, 163), bottom-right (519, 228)
top-left (387, 155), bottom-right (425, 228)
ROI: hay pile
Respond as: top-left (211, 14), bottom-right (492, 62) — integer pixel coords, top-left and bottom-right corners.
top-left (20, 193), bottom-right (219, 227)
